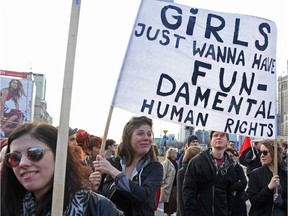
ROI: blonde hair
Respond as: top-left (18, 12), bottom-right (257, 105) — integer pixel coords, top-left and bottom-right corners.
top-left (166, 147), bottom-right (178, 158)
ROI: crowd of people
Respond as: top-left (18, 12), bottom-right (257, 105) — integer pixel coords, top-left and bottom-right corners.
top-left (0, 115), bottom-right (287, 216)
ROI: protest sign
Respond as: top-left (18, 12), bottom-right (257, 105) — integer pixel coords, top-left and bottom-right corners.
top-left (112, 0), bottom-right (277, 138)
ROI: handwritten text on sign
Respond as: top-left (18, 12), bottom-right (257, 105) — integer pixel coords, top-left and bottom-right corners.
top-left (113, 1), bottom-right (277, 138)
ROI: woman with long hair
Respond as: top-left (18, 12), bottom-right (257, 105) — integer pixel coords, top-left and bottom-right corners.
top-left (95, 116), bottom-right (163, 216)
top-left (0, 79), bottom-right (26, 136)
top-left (248, 139), bottom-right (287, 216)
top-left (1, 122), bottom-right (123, 215)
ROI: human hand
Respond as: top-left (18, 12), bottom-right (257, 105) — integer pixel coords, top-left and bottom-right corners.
top-left (93, 155), bottom-right (121, 178)
top-left (273, 193), bottom-right (283, 206)
top-left (89, 171), bottom-right (102, 191)
top-left (268, 175), bottom-right (280, 190)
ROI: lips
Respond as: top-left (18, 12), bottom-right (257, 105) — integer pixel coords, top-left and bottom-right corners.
top-left (21, 171), bottom-right (37, 179)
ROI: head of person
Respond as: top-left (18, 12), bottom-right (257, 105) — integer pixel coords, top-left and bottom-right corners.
top-left (252, 138), bottom-right (262, 150)
top-left (225, 147), bottom-right (239, 161)
top-left (88, 135), bottom-right (102, 159)
top-left (280, 142), bottom-right (287, 157)
top-left (9, 79), bottom-right (20, 90)
top-left (76, 129), bottom-right (91, 155)
top-left (259, 139), bottom-right (282, 166)
top-left (68, 127), bottom-right (78, 145)
top-left (209, 131), bottom-right (229, 150)
top-left (228, 140), bottom-right (235, 149)
top-left (105, 139), bottom-right (117, 155)
top-left (117, 116), bottom-right (157, 166)
top-left (182, 146), bottom-right (201, 165)
top-left (187, 135), bottom-right (199, 146)
top-left (1, 123), bottom-right (90, 215)
top-left (166, 147), bottom-right (178, 161)
top-left (8, 79), bottom-right (26, 101)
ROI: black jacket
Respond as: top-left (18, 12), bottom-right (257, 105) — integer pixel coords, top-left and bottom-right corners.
top-left (248, 165), bottom-right (287, 216)
top-left (86, 192), bottom-right (124, 216)
top-left (100, 156), bottom-right (163, 216)
top-left (182, 148), bottom-right (235, 216)
top-left (231, 163), bottom-right (247, 216)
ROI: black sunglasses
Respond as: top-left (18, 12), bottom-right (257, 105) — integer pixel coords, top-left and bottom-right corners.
top-left (4, 146), bottom-right (53, 168)
top-left (259, 150), bottom-right (269, 156)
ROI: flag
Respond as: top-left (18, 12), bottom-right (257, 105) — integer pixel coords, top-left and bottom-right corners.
top-left (111, 0), bottom-right (277, 138)
top-left (239, 136), bottom-right (252, 166)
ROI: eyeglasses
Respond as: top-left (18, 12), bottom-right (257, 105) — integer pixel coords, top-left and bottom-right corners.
top-left (259, 150), bottom-right (269, 156)
top-left (4, 146), bottom-right (53, 168)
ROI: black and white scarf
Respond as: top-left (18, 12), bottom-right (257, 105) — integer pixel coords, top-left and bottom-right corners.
top-left (22, 190), bottom-right (90, 215)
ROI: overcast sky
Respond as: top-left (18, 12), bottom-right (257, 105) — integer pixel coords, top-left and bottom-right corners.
top-left (1, 0), bottom-right (287, 142)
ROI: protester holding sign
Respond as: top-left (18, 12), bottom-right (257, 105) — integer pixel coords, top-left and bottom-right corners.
top-left (95, 116), bottom-right (163, 216)
top-left (182, 130), bottom-right (235, 216)
top-left (248, 139), bottom-right (287, 216)
top-left (1, 123), bottom-right (123, 216)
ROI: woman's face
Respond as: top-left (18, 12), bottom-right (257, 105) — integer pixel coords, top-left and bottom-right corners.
top-left (260, 144), bottom-right (273, 166)
top-left (10, 80), bottom-right (19, 89)
top-left (170, 149), bottom-right (177, 160)
top-left (130, 124), bottom-right (152, 157)
top-left (9, 134), bottom-right (55, 200)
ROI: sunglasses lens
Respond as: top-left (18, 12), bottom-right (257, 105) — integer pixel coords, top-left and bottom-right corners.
top-left (260, 150), bottom-right (268, 156)
top-left (27, 147), bottom-right (44, 162)
top-left (5, 153), bottom-right (21, 167)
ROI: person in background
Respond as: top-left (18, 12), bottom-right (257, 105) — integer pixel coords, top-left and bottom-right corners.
top-left (226, 147), bottom-right (247, 216)
top-left (68, 127), bottom-right (78, 145)
top-left (248, 139), bottom-right (287, 216)
top-left (228, 140), bottom-right (236, 150)
top-left (57, 126), bottom-right (78, 146)
top-left (1, 122), bottom-right (123, 216)
top-left (105, 138), bottom-right (117, 159)
top-left (95, 116), bottom-right (163, 216)
top-left (182, 131), bottom-right (235, 216)
top-left (244, 139), bottom-right (262, 178)
top-left (280, 141), bottom-right (287, 170)
top-left (76, 129), bottom-right (102, 173)
top-left (176, 146), bottom-right (201, 216)
top-left (178, 135), bottom-right (199, 169)
top-left (160, 147), bottom-right (178, 216)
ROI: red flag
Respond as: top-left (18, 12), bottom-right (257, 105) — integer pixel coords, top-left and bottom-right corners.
top-left (239, 136), bottom-right (253, 166)
top-left (239, 136), bottom-right (252, 156)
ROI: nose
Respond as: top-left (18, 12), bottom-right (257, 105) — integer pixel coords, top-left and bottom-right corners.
top-left (18, 154), bottom-right (32, 167)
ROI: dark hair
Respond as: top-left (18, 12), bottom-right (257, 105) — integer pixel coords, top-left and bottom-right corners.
top-left (89, 135), bottom-right (102, 150)
top-left (187, 135), bottom-right (198, 145)
top-left (260, 139), bottom-right (282, 165)
top-left (1, 122), bottom-right (91, 215)
top-left (105, 139), bottom-right (116, 150)
top-left (226, 147), bottom-right (236, 156)
top-left (117, 116), bottom-right (157, 166)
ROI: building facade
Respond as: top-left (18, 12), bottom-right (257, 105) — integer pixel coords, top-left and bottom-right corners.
top-left (278, 73), bottom-right (288, 136)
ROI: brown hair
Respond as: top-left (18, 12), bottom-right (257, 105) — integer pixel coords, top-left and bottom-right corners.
top-left (209, 130), bottom-right (229, 140)
top-left (118, 116), bottom-right (157, 166)
top-left (183, 146), bottom-right (201, 165)
top-left (260, 139), bottom-right (282, 165)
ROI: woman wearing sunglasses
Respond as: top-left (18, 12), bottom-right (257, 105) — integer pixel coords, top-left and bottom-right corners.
top-left (1, 122), bottom-right (123, 216)
top-left (247, 139), bottom-right (287, 216)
